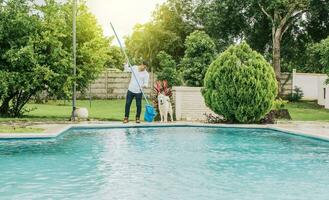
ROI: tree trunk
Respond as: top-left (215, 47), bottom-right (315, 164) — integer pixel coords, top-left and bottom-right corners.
top-left (273, 29), bottom-right (282, 80)
top-left (0, 97), bottom-right (11, 116)
top-left (273, 27), bottom-right (282, 95)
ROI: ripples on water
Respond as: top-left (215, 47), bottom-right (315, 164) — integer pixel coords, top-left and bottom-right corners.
top-left (0, 127), bottom-right (329, 200)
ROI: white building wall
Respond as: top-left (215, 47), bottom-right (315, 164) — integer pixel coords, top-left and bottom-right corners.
top-left (292, 72), bottom-right (327, 100)
top-left (172, 73), bottom-right (329, 118)
top-left (173, 87), bottom-right (215, 121)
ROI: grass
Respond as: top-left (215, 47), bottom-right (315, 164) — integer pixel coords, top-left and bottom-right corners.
top-left (0, 100), bottom-right (145, 122)
top-left (0, 100), bottom-right (328, 124)
top-left (0, 125), bottom-right (44, 133)
top-left (285, 101), bottom-right (329, 121)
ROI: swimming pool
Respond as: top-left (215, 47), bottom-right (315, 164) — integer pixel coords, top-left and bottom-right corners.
top-left (1, 126), bottom-right (329, 200)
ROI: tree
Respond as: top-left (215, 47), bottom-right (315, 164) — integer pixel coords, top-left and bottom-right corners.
top-left (257, 0), bottom-right (309, 79)
top-left (195, 0), bottom-right (250, 51)
top-left (180, 31), bottom-right (216, 86)
top-left (295, 0), bottom-right (329, 73)
top-left (202, 42), bottom-right (277, 123)
top-left (308, 36), bottom-right (329, 77)
top-left (126, 0), bottom-right (328, 77)
top-left (0, 0), bottom-right (112, 117)
top-left (40, 0), bottom-right (117, 98)
top-left (34, 0), bottom-right (72, 100)
top-left (156, 51), bottom-right (181, 87)
top-left (125, 22), bottom-right (181, 72)
top-left (177, 0), bottom-right (328, 74)
top-left (68, 2), bottom-right (110, 94)
top-left (40, 0), bottom-right (111, 99)
top-left (125, 1), bottom-right (194, 71)
top-left (305, 0), bottom-right (329, 43)
top-left (152, 1), bottom-right (194, 60)
top-left (105, 44), bottom-right (125, 70)
top-left (0, 0), bottom-right (50, 116)
top-left (35, 0), bottom-right (110, 98)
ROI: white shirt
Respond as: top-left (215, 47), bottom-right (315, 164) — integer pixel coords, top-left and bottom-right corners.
top-left (128, 66), bottom-right (150, 94)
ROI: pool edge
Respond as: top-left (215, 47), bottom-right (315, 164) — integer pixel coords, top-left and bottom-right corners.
top-left (1, 123), bottom-right (329, 142)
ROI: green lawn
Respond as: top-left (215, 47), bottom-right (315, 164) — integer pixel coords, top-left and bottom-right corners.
top-left (0, 100), bottom-right (145, 122)
top-left (0, 100), bottom-right (328, 124)
top-left (285, 101), bottom-right (329, 121)
top-left (0, 125), bottom-right (43, 133)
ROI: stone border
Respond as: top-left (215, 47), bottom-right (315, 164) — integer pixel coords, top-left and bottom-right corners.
top-left (0, 122), bottom-right (329, 142)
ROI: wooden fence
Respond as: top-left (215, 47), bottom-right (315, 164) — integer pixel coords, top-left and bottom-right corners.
top-left (280, 72), bottom-right (293, 96)
top-left (80, 71), bottom-right (292, 100)
top-left (79, 70), bottom-right (155, 99)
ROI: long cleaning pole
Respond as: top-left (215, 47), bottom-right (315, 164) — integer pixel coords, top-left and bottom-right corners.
top-left (110, 22), bottom-right (150, 105)
top-left (72, 0), bottom-right (77, 120)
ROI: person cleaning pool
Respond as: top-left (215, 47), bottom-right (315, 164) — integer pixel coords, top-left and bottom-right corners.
top-left (123, 61), bottom-right (150, 123)
top-left (110, 22), bottom-right (156, 123)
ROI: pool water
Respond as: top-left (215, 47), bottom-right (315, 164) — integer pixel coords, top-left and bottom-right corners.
top-left (1, 127), bottom-right (329, 200)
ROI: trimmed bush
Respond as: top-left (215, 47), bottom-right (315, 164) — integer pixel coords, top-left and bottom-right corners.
top-left (202, 42), bottom-right (277, 123)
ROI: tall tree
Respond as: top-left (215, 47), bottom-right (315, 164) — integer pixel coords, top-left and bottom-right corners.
top-left (125, 1), bottom-right (194, 71)
top-left (308, 36), bottom-right (329, 76)
top-left (172, 0), bottom-right (328, 74)
top-left (0, 0), bottom-right (114, 117)
top-left (105, 44), bottom-right (125, 70)
top-left (257, 0), bottom-right (309, 79)
top-left (63, 1), bottom-right (109, 94)
top-left (156, 51), bottom-right (181, 87)
top-left (180, 31), bottom-right (216, 86)
top-left (0, 0), bottom-right (45, 116)
top-left (38, 0), bottom-right (112, 98)
top-left (125, 22), bottom-right (181, 71)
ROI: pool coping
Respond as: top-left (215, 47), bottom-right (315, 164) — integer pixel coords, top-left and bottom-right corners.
top-left (1, 122), bottom-right (329, 142)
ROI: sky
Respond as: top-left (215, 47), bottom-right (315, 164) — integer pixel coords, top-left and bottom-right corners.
top-left (36, 0), bottom-right (165, 38)
top-left (85, 0), bottom-right (165, 38)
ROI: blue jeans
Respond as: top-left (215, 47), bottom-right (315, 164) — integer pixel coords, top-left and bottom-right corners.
top-left (124, 90), bottom-right (142, 118)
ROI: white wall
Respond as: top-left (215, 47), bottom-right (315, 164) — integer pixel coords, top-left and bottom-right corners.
top-left (173, 87), bottom-right (215, 121)
top-left (292, 72), bottom-right (327, 100)
top-left (173, 74), bottom-right (329, 118)
top-left (292, 71), bottom-right (329, 109)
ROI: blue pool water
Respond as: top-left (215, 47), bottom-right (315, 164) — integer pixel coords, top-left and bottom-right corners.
top-left (1, 127), bottom-right (329, 200)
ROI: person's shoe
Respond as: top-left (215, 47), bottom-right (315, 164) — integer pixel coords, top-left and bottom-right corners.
top-left (136, 117), bottom-right (141, 124)
top-left (123, 117), bottom-right (129, 124)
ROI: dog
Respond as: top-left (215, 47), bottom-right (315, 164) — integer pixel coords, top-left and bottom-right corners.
top-left (158, 93), bottom-right (173, 122)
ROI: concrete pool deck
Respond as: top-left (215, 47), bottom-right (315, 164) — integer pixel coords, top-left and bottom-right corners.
top-left (0, 121), bottom-right (329, 141)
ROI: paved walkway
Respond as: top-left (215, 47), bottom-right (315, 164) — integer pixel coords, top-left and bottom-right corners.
top-left (1, 121), bottom-right (329, 141)
top-left (271, 121), bottom-right (329, 141)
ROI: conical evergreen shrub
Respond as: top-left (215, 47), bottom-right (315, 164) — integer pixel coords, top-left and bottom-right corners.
top-left (202, 42), bottom-right (277, 123)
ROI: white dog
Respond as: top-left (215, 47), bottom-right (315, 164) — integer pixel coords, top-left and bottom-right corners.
top-left (158, 93), bottom-right (173, 122)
